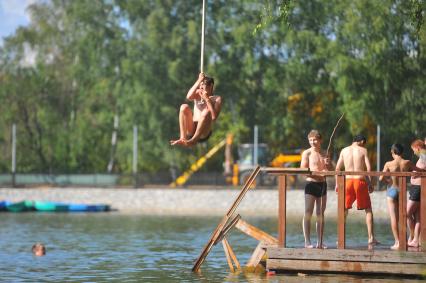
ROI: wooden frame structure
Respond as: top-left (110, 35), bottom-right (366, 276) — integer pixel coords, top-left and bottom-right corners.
top-left (192, 167), bottom-right (426, 277)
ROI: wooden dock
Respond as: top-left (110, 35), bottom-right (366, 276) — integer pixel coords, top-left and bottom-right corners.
top-left (192, 167), bottom-right (426, 278)
top-left (267, 247), bottom-right (426, 276)
top-left (268, 168), bottom-right (426, 277)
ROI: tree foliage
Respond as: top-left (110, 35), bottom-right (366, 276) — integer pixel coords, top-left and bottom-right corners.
top-left (0, 0), bottom-right (424, 174)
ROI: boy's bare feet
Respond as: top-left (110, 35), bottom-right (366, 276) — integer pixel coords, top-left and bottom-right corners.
top-left (390, 242), bottom-right (399, 250)
top-left (305, 243), bottom-right (314, 248)
top-left (408, 239), bottom-right (419, 248)
top-left (170, 139), bottom-right (189, 147)
top-left (316, 244), bottom-right (327, 249)
top-left (368, 238), bottom-right (380, 245)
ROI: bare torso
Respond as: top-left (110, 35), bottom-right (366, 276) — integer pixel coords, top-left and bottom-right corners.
top-left (193, 95), bottom-right (218, 120)
top-left (303, 148), bottom-right (327, 182)
top-left (411, 153), bottom-right (426, 186)
top-left (192, 95), bottom-right (217, 137)
top-left (340, 144), bottom-right (369, 179)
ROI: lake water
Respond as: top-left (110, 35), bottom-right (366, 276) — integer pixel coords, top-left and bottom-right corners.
top-left (0, 213), bottom-right (421, 282)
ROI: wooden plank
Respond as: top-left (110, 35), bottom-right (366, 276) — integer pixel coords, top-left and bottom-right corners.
top-left (398, 176), bottom-right (407, 251)
top-left (422, 177), bottom-right (426, 252)
top-left (267, 247), bottom-right (426, 264)
top-left (192, 166), bottom-right (260, 272)
top-left (235, 219), bottom-right (278, 245)
top-left (223, 238), bottom-right (240, 270)
top-left (267, 259), bottom-right (425, 275)
top-left (214, 214), bottom-right (241, 245)
top-left (225, 166), bottom-right (261, 217)
top-left (222, 239), bottom-right (234, 272)
top-left (337, 175), bottom-right (346, 249)
top-left (278, 175), bottom-right (286, 247)
top-left (263, 167), bottom-right (310, 174)
top-left (310, 171), bottom-right (426, 177)
top-left (246, 241), bottom-right (266, 268)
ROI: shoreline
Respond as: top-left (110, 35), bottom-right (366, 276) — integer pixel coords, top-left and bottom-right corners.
top-left (0, 187), bottom-right (391, 218)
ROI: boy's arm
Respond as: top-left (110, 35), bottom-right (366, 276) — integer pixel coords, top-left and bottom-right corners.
top-left (300, 150), bottom-right (309, 169)
top-left (335, 151), bottom-right (344, 192)
top-left (408, 161), bottom-right (426, 173)
top-left (200, 92), bottom-right (219, 120)
top-left (364, 150), bottom-right (374, 192)
top-left (186, 73), bottom-right (204, 100)
top-left (323, 151), bottom-right (333, 171)
top-left (335, 152), bottom-right (344, 171)
top-left (379, 163), bottom-right (390, 183)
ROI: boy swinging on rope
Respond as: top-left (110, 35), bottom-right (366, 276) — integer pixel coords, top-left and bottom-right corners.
top-left (300, 130), bottom-right (333, 249)
top-left (170, 73), bottom-right (222, 147)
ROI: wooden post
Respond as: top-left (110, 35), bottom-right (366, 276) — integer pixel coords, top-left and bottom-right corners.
top-left (246, 242), bottom-right (266, 268)
top-left (214, 214), bottom-right (241, 245)
top-left (337, 175), bottom-right (346, 249)
top-left (222, 238), bottom-right (240, 272)
top-left (421, 177), bottom-right (426, 251)
top-left (278, 175), bottom-right (287, 247)
top-left (222, 238), bottom-right (234, 272)
top-left (224, 238), bottom-right (240, 270)
top-left (398, 176), bottom-right (407, 251)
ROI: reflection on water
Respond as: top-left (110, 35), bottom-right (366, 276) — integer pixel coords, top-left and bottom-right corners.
top-left (0, 213), bottom-right (420, 282)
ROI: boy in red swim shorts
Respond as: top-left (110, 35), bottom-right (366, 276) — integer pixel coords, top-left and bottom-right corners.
top-left (345, 179), bottom-right (371, 210)
top-left (335, 134), bottom-right (379, 245)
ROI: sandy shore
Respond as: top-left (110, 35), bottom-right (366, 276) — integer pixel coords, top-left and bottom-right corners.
top-left (0, 187), bottom-right (392, 218)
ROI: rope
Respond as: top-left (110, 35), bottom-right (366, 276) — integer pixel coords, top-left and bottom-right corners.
top-left (200, 0), bottom-right (206, 73)
top-left (326, 113), bottom-right (345, 157)
top-left (319, 113), bottom-right (345, 248)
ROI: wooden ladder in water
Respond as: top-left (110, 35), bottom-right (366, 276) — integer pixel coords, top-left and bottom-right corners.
top-left (191, 166), bottom-right (279, 273)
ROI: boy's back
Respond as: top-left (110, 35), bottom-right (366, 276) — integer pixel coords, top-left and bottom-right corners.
top-left (341, 144), bottom-right (369, 178)
top-left (384, 158), bottom-right (412, 188)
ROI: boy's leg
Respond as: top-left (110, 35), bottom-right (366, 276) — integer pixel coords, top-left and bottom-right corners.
top-left (407, 200), bottom-right (417, 244)
top-left (365, 208), bottom-right (378, 245)
top-left (387, 197), bottom-right (399, 249)
top-left (410, 206), bottom-right (420, 247)
top-left (212, 96), bottom-right (222, 117)
top-left (315, 194), bottom-right (327, 248)
top-left (186, 109), bottom-right (212, 146)
top-left (303, 194), bottom-right (316, 248)
top-left (355, 180), bottom-right (377, 245)
top-left (170, 104), bottom-right (194, 145)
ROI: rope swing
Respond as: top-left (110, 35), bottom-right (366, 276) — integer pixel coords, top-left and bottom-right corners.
top-left (200, 0), bottom-right (206, 73)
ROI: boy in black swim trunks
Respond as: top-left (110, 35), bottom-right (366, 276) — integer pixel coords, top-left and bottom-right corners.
top-left (300, 130), bottom-right (332, 248)
top-left (407, 139), bottom-right (426, 247)
top-left (170, 73), bottom-right (222, 147)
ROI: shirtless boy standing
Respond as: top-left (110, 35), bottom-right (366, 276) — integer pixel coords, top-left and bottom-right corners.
top-left (379, 143), bottom-right (425, 249)
top-left (300, 130), bottom-right (332, 249)
top-left (170, 73), bottom-right (222, 147)
top-left (407, 139), bottom-right (426, 248)
top-left (335, 134), bottom-right (379, 245)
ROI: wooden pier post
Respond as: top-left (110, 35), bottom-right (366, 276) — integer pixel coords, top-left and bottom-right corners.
top-left (337, 175), bottom-right (346, 249)
top-left (278, 175), bottom-right (287, 248)
top-left (222, 238), bottom-right (240, 272)
top-left (421, 177), bottom-right (426, 251)
top-left (398, 176), bottom-right (407, 251)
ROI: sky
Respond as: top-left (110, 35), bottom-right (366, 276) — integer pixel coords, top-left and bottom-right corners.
top-left (0, 0), bottom-right (36, 45)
